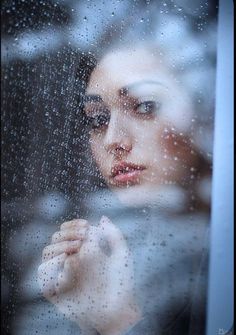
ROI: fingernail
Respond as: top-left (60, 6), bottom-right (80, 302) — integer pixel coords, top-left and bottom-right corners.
top-left (77, 227), bottom-right (88, 238)
top-left (75, 219), bottom-right (88, 226)
top-left (71, 240), bottom-right (81, 246)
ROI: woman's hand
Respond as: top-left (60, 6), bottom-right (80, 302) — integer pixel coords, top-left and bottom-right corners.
top-left (38, 216), bottom-right (141, 335)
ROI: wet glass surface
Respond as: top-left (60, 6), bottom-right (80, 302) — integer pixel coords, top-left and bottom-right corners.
top-left (1, 1), bottom-right (220, 334)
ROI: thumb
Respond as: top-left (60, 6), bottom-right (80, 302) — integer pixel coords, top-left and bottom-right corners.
top-left (99, 216), bottom-right (126, 252)
top-left (56, 254), bottom-right (79, 294)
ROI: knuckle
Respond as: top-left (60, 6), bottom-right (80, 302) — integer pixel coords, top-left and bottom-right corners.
top-left (52, 231), bottom-right (61, 242)
top-left (61, 219), bottom-right (76, 228)
top-left (72, 227), bottom-right (79, 236)
top-left (37, 263), bottom-right (43, 274)
top-left (60, 220), bottom-right (71, 229)
top-left (78, 219), bottom-right (88, 225)
top-left (69, 229), bottom-right (81, 240)
top-left (42, 246), bottom-right (50, 258)
top-left (43, 245), bottom-right (56, 260)
top-left (61, 218), bottom-right (88, 229)
top-left (65, 241), bottom-right (72, 250)
top-left (38, 263), bottom-right (47, 278)
top-left (51, 232), bottom-right (57, 241)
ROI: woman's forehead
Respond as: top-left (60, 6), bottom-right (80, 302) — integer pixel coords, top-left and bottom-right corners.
top-left (87, 48), bottom-right (169, 95)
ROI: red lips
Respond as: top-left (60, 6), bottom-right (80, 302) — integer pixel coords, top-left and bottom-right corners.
top-left (111, 162), bottom-right (146, 185)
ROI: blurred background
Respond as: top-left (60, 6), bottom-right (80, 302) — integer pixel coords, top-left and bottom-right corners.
top-left (1, 1), bottom-right (218, 334)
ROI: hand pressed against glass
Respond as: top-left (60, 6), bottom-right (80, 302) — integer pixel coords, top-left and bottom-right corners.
top-left (38, 216), bottom-right (140, 335)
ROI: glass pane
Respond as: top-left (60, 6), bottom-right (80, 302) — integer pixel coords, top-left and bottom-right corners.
top-left (1, 1), bottom-right (224, 335)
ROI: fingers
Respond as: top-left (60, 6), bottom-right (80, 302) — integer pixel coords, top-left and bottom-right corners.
top-left (38, 252), bottom-right (81, 298)
top-left (38, 253), bottom-right (67, 298)
top-left (60, 219), bottom-right (88, 230)
top-left (51, 226), bottom-right (88, 244)
top-left (42, 218), bottom-right (89, 268)
top-left (42, 240), bottom-right (83, 262)
top-left (51, 219), bottom-right (88, 244)
top-left (38, 219), bottom-right (91, 299)
top-left (56, 253), bottom-right (80, 294)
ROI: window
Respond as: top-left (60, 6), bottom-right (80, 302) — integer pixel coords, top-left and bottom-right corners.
top-left (1, 1), bottom-right (233, 335)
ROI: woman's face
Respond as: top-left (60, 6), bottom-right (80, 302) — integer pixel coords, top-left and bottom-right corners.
top-left (84, 47), bottom-right (195, 205)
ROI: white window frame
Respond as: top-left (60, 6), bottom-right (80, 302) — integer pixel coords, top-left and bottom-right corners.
top-left (207, 1), bottom-right (234, 334)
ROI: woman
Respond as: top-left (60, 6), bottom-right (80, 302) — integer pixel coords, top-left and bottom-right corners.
top-left (38, 43), bottom-right (211, 335)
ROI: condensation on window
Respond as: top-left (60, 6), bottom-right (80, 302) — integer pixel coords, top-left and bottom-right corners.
top-left (2, 1), bottom-right (219, 335)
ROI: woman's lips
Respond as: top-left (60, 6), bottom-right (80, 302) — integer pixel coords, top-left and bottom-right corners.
top-left (110, 162), bottom-right (146, 186)
top-left (113, 169), bottom-right (143, 183)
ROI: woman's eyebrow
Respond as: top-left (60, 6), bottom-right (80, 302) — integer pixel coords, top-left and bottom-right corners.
top-left (83, 94), bottom-right (103, 104)
top-left (119, 80), bottom-right (165, 96)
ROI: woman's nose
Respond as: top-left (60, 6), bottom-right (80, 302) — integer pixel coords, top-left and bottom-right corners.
top-left (104, 115), bottom-right (132, 157)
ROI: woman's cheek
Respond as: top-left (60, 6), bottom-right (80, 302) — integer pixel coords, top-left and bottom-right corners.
top-left (92, 144), bottom-right (103, 163)
top-left (90, 138), bottom-right (108, 173)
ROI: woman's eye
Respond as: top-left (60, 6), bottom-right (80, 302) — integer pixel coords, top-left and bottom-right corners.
top-left (135, 101), bottom-right (160, 115)
top-left (87, 113), bottom-right (110, 130)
